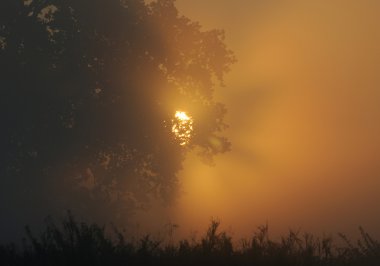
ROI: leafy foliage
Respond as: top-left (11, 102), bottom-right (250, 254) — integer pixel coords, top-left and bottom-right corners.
top-left (0, 0), bottom-right (235, 221)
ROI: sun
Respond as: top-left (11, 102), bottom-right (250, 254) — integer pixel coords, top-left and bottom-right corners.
top-left (175, 111), bottom-right (190, 121)
top-left (172, 111), bottom-right (193, 146)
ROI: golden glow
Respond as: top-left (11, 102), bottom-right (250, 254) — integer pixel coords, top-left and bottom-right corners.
top-left (175, 111), bottom-right (190, 121)
top-left (172, 111), bottom-right (193, 146)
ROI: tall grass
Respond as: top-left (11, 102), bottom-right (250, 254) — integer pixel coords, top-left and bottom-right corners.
top-left (1, 213), bottom-right (379, 265)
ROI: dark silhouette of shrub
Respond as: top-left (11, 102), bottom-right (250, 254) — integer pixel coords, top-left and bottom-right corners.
top-left (1, 213), bottom-right (380, 266)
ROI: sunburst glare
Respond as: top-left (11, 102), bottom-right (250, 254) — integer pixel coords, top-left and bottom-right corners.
top-left (172, 111), bottom-right (193, 146)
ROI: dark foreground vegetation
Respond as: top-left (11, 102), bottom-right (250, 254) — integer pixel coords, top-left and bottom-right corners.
top-left (1, 214), bottom-right (379, 266)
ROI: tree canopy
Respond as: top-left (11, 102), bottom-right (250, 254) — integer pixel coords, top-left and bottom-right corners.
top-left (0, 0), bottom-right (235, 222)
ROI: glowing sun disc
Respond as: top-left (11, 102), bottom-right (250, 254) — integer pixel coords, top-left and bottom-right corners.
top-left (172, 111), bottom-right (193, 146)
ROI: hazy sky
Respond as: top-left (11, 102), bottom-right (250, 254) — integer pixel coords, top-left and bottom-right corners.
top-left (145, 0), bottom-right (380, 239)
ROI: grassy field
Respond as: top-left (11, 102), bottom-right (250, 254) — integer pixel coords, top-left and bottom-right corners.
top-left (1, 213), bottom-right (379, 266)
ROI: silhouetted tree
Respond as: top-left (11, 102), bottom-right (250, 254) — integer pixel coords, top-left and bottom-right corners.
top-left (0, 0), bottom-right (235, 222)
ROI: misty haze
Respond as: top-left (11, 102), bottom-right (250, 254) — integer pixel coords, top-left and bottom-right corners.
top-left (1, 0), bottom-right (380, 265)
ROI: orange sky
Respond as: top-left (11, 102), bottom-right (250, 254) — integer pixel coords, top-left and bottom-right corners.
top-left (137, 0), bottom-right (380, 240)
